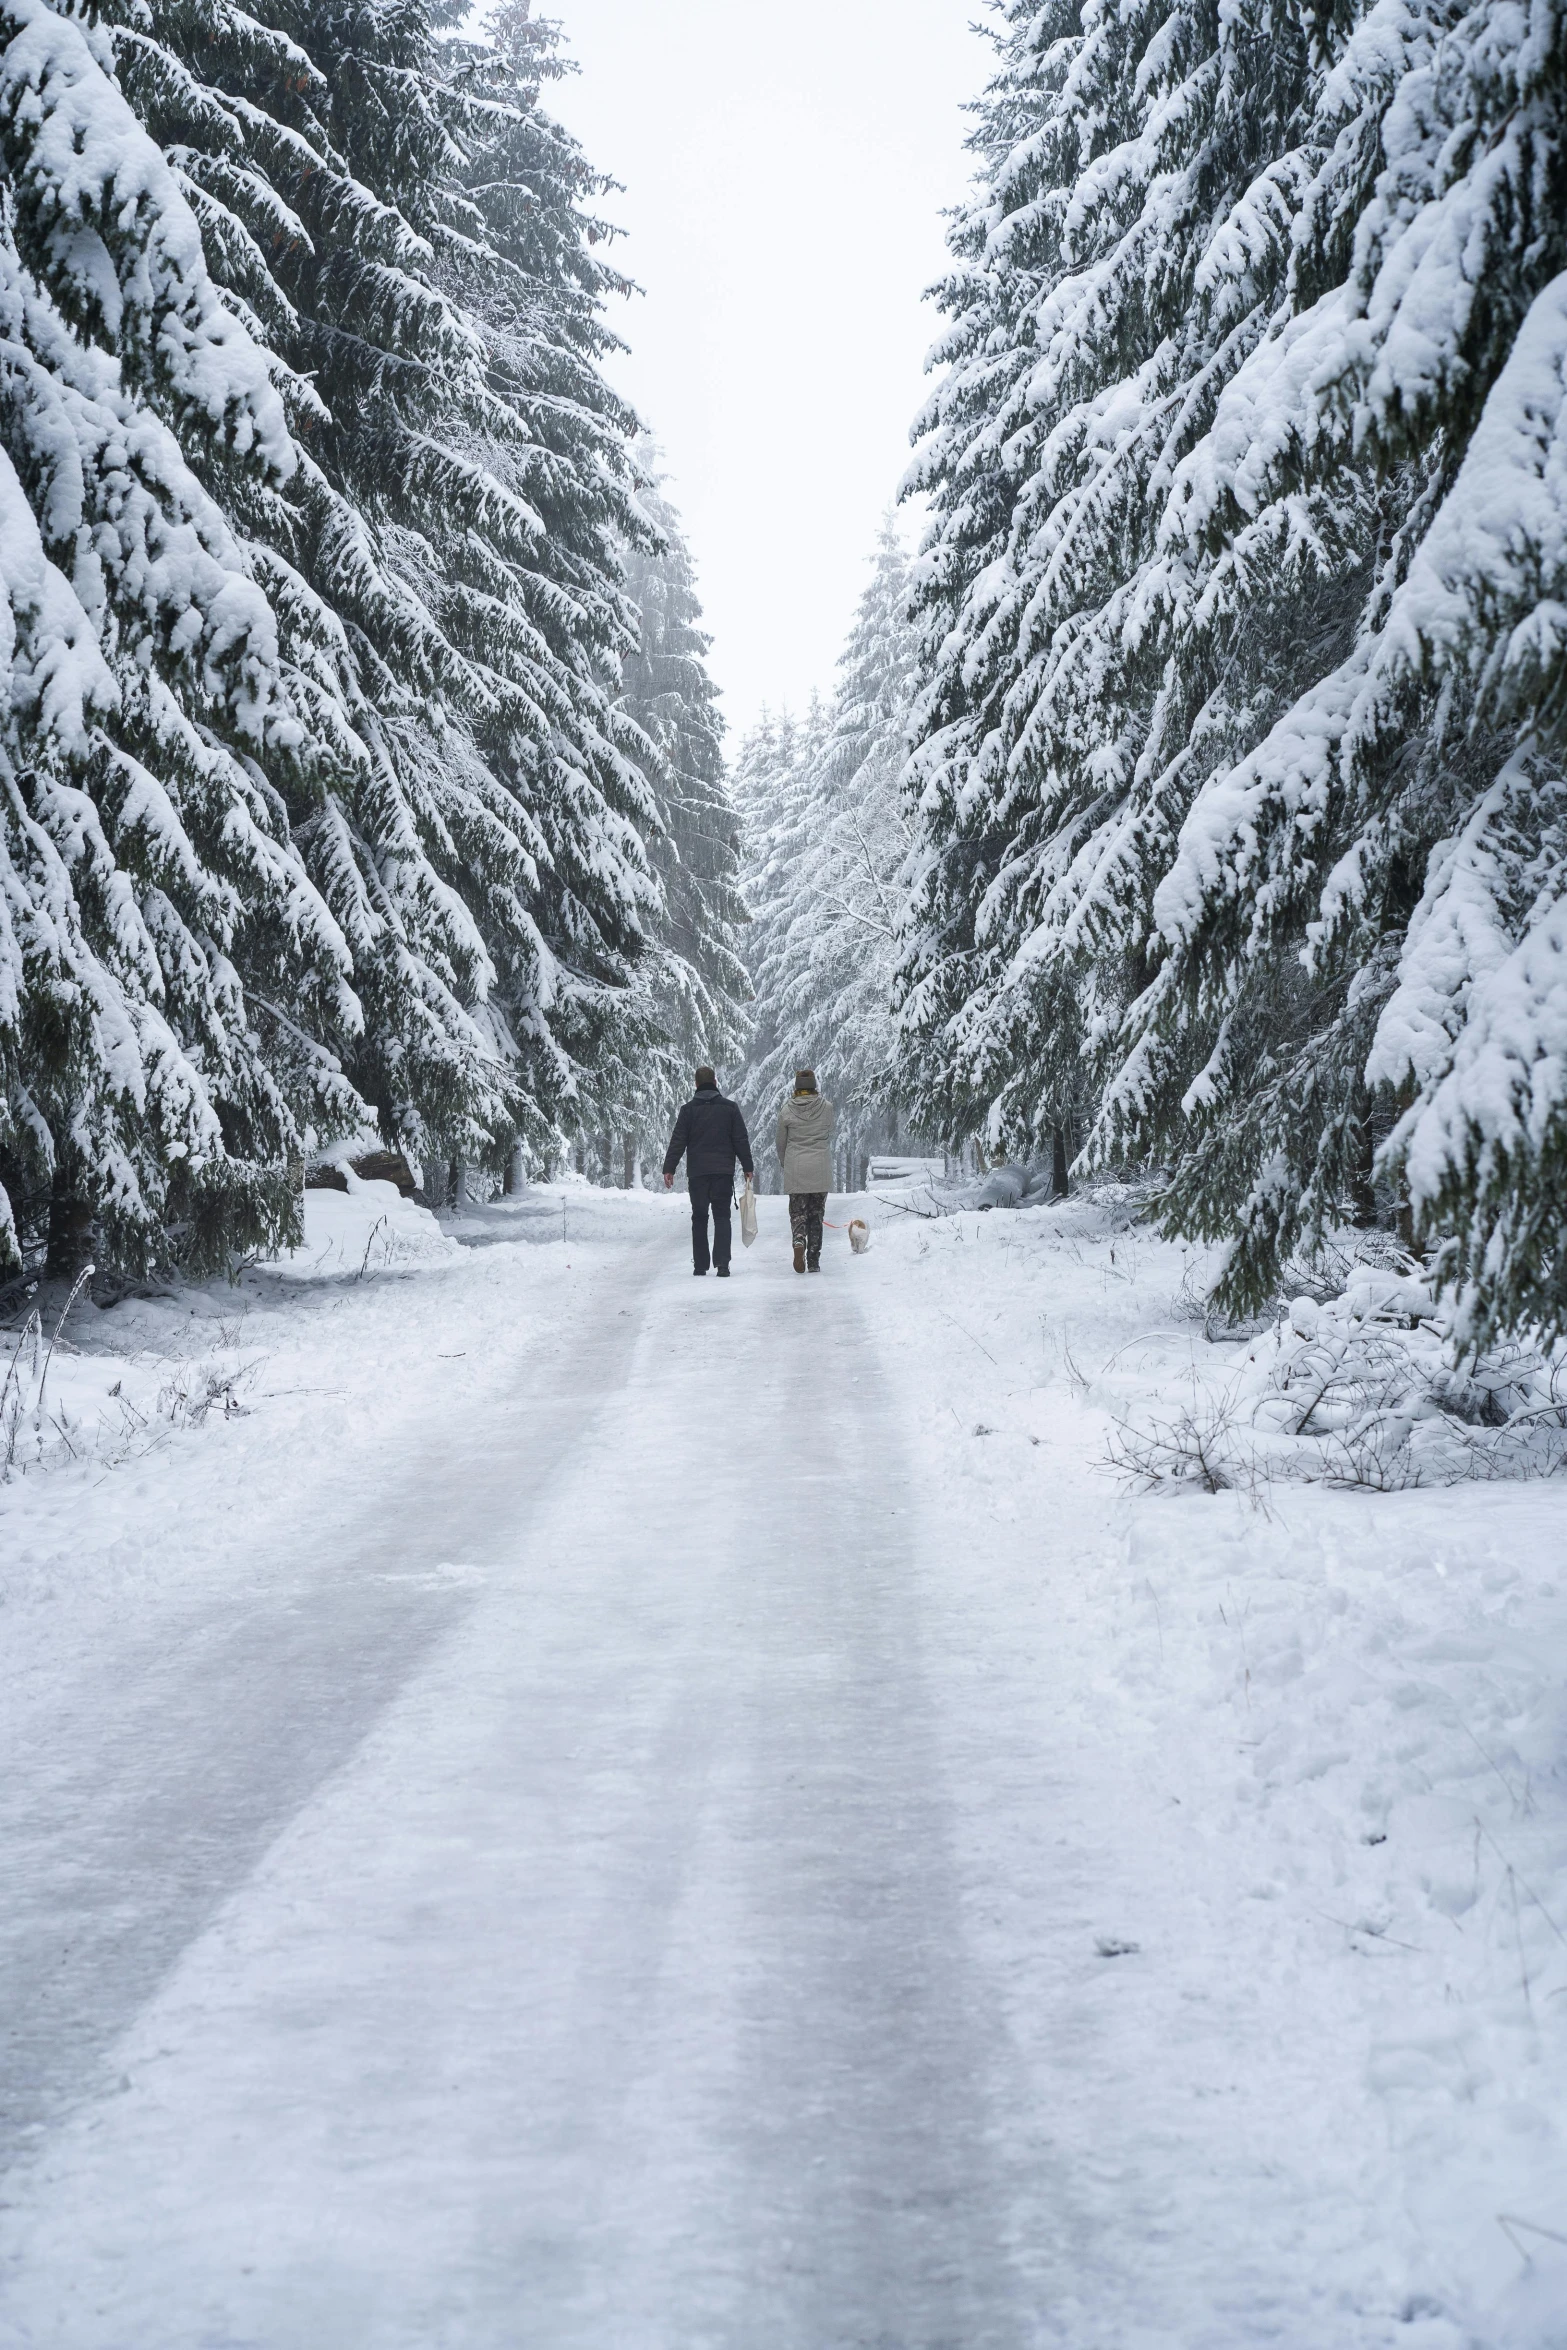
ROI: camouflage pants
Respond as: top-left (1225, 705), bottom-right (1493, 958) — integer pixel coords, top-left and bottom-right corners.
top-left (788, 1191), bottom-right (827, 1265)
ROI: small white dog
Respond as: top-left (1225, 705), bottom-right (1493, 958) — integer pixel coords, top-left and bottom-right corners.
top-left (847, 1218), bottom-right (870, 1255)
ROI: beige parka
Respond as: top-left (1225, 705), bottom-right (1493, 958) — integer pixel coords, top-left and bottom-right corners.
top-left (775, 1090), bottom-right (835, 1192)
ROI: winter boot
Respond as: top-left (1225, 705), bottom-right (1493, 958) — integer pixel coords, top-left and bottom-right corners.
top-left (716, 1266), bottom-right (730, 1278)
top-left (793, 1240), bottom-right (806, 1274)
top-left (807, 1256), bottom-right (821, 1273)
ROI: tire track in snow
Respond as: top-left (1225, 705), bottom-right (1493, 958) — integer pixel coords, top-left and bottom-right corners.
top-left (0, 1222), bottom-right (1033, 2347)
top-left (0, 1225), bottom-right (665, 2168)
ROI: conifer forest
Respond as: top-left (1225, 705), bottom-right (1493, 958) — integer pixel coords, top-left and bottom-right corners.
top-left (0, 0), bottom-right (1561, 1345)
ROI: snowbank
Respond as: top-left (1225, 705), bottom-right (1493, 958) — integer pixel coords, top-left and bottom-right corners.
top-left (269, 1176), bottom-right (462, 1280)
top-left (1109, 1252), bottom-right (1567, 1491)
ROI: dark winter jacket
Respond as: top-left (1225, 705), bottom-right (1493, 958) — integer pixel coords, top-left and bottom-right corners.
top-left (664, 1087), bottom-right (754, 1181)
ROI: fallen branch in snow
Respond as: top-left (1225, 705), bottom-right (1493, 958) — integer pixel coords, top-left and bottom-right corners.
top-left (153, 1357), bottom-right (261, 1430)
top-left (934, 1306), bottom-right (1000, 1367)
top-left (868, 1187), bottom-right (944, 1218)
top-left (356, 1215), bottom-right (390, 1282)
top-left (1497, 2214), bottom-right (1567, 2265)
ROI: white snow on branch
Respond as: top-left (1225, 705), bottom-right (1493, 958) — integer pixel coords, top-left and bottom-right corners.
top-left (0, 0), bottom-right (293, 474)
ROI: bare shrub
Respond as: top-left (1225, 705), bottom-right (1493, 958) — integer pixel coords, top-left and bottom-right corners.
top-left (1106, 1381), bottom-right (1263, 1497)
top-left (1109, 1261), bottom-right (1567, 1492)
top-left (153, 1357), bottom-right (259, 1431)
top-left (1, 1307), bottom-right (260, 1480)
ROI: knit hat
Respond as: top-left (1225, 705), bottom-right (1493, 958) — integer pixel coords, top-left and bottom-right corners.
top-left (793, 1067), bottom-right (818, 1094)
top-left (693, 1066), bottom-right (717, 1090)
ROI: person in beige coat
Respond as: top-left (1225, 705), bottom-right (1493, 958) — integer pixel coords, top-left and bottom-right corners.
top-left (775, 1068), bottom-right (836, 1274)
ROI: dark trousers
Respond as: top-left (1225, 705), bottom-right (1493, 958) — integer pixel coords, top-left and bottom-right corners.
top-left (689, 1169), bottom-right (734, 1272)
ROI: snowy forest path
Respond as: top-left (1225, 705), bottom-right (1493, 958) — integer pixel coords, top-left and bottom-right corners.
top-left (0, 1202), bottom-right (1034, 2349)
top-left (0, 1215), bottom-right (664, 2168)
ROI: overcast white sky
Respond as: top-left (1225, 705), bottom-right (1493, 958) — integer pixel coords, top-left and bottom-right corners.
top-left (548, 1), bottom-right (989, 737)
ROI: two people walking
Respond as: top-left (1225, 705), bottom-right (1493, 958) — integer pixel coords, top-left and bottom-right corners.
top-left (663, 1066), bottom-right (836, 1278)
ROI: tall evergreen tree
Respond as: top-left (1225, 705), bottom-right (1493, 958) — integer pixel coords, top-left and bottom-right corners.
top-left (592, 449), bottom-right (746, 1180)
top-left (1, 0), bottom-right (682, 1270)
top-left (731, 701), bottom-right (825, 1170)
top-left (1111, 0), bottom-right (1567, 1341)
top-left (739, 525), bottom-right (924, 1182)
top-left (112, 0), bottom-right (659, 1183)
top-left (899, 0), bottom-right (1323, 1166)
top-left (1, 0), bottom-right (364, 1278)
top-left (903, 0), bottom-right (1567, 1335)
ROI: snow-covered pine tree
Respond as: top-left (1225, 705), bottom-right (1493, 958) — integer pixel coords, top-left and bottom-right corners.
top-left (740, 524), bottom-right (924, 1185)
top-left (904, 0), bottom-right (1567, 1336)
top-left (434, 0), bottom-right (665, 1167)
top-left (1102, 0), bottom-right (1567, 1339)
top-left (899, 0), bottom-right (1326, 1177)
top-left (731, 701), bottom-right (826, 1177)
top-left (113, 0), bottom-right (659, 1185)
top-left (591, 450), bottom-right (747, 1182)
top-left (0, 0), bottom-right (365, 1280)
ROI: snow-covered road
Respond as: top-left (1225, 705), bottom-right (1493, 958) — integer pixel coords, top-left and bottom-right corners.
top-left (1, 1204), bottom-right (1033, 2347)
top-left (2, 1185), bottom-right (1565, 2348)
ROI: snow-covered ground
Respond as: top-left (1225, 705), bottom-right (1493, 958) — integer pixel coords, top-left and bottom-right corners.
top-left (1, 1183), bottom-right (1563, 2347)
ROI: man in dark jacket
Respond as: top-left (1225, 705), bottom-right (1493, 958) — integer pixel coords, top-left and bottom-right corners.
top-left (663, 1068), bottom-right (754, 1277)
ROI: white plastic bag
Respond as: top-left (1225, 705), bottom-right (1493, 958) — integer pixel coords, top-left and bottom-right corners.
top-left (739, 1180), bottom-right (758, 1248)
